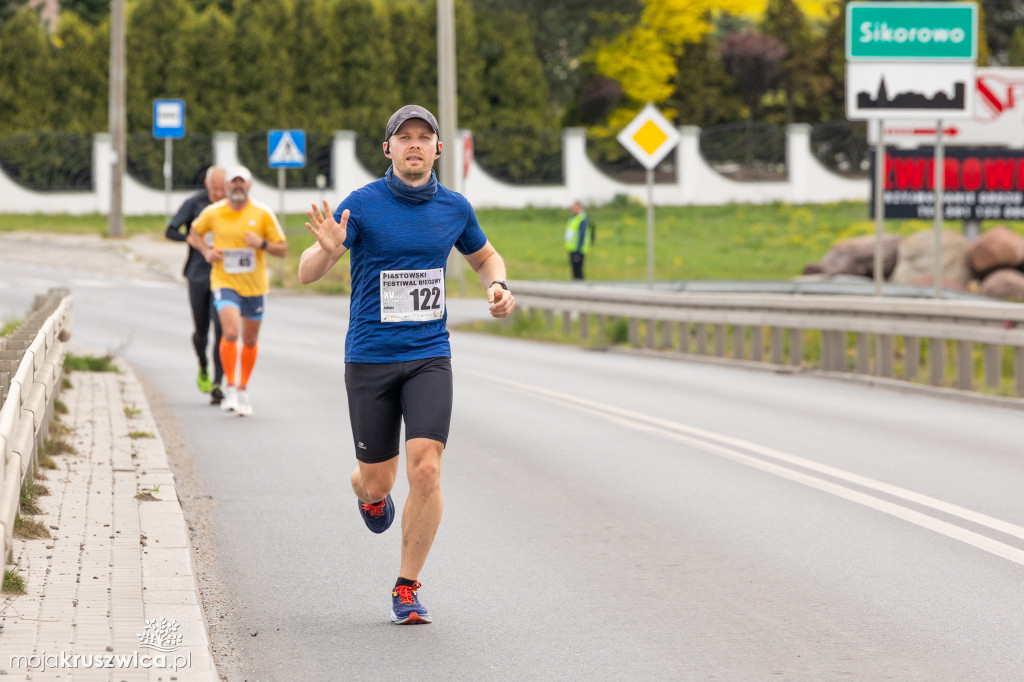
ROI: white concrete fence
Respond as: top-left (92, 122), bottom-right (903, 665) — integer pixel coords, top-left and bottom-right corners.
top-left (0, 289), bottom-right (72, 564)
top-left (0, 126), bottom-right (868, 216)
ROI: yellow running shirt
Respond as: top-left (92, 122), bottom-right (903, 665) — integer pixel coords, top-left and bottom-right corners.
top-left (191, 198), bottom-right (285, 297)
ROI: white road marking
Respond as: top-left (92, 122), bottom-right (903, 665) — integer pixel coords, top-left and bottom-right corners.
top-left (466, 369), bottom-right (1024, 566)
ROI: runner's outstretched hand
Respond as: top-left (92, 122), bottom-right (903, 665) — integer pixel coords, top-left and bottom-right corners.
top-left (306, 199), bottom-right (348, 254)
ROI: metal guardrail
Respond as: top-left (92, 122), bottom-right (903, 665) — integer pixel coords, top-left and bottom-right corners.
top-left (0, 288), bottom-right (73, 564)
top-left (511, 282), bottom-right (1024, 398)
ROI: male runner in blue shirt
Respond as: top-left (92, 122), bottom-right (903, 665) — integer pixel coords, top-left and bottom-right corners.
top-left (298, 105), bottom-right (515, 624)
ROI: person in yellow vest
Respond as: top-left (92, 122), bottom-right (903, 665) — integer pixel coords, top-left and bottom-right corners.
top-left (187, 165), bottom-right (287, 417)
top-left (564, 200), bottom-right (593, 280)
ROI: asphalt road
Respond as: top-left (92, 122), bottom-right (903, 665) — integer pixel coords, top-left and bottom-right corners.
top-left (3, 250), bottom-right (1024, 681)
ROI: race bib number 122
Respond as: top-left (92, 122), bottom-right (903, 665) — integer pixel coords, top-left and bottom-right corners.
top-left (380, 268), bottom-right (445, 322)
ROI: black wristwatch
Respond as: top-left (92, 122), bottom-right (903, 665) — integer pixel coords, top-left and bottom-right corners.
top-left (490, 280), bottom-right (508, 290)
top-left (261, 238), bottom-right (268, 250)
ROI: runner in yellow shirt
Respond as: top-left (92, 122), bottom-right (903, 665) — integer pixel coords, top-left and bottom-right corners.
top-left (187, 165), bottom-right (287, 416)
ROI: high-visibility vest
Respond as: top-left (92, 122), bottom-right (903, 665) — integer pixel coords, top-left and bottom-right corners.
top-left (564, 212), bottom-right (592, 254)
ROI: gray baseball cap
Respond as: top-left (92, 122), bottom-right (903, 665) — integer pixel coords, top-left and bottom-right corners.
top-left (384, 105), bottom-right (440, 141)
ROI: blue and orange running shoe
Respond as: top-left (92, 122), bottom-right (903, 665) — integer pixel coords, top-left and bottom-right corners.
top-left (391, 582), bottom-right (431, 624)
top-left (358, 495), bottom-right (394, 534)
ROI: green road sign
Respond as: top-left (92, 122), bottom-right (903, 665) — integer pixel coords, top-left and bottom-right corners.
top-left (847, 2), bottom-right (977, 61)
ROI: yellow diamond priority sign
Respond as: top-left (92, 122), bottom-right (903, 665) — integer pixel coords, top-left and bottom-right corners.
top-left (617, 103), bottom-right (680, 171)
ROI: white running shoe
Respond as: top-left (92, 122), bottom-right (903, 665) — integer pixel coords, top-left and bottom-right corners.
top-left (235, 390), bottom-right (252, 417)
top-left (220, 386), bottom-right (238, 412)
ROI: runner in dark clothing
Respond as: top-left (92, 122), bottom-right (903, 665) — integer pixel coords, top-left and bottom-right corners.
top-left (165, 166), bottom-right (227, 404)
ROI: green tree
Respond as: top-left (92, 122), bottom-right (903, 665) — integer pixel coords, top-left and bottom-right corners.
top-left (590, 0), bottom-right (760, 133)
top-left (472, 0), bottom-right (642, 122)
top-left (326, 0), bottom-right (400, 137)
top-left (0, 0), bottom-right (24, 23)
top-left (0, 9), bottom-right (55, 134)
top-left (720, 28), bottom-right (785, 121)
top-left (816, 0), bottom-right (848, 123)
top-left (50, 10), bottom-right (108, 134)
top-left (453, 0), bottom-right (487, 134)
top-left (476, 10), bottom-right (547, 128)
top-left (126, 0), bottom-right (194, 133)
top-left (388, 0), bottom-right (435, 116)
top-left (286, 0), bottom-right (334, 134)
top-left (473, 8), bottom-right (556, 182)
top-left (976, 2), bottom-right (991, 66)
top-left (189, 0), bottom-right (234, 12)
top-left (1009, 25), bottom-right (1024, 66)
top-left (178, 4), bottom-right (234, 134)
top-left (60, 0), bottom-right (108, 25)
top-left (668, 30), bottom-right (743, 127)
top-left (761, 0), bottom-right (816, 124)
top-left (980, 0), bottom-right (1024, 65)
top-left (228, 0), bottom-right (296, 133)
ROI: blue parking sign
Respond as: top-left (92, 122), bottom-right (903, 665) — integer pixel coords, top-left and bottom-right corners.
top-left (268, 130), bottom-right (306, 168)
top-left (153, 99), bottom-right (185, 139)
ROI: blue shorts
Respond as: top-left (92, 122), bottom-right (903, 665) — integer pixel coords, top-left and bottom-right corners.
top-left (213, 288), bottom-right (265, 320)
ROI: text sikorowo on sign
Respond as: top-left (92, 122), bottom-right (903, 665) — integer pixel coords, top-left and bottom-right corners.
top-left (870, 147), bottom-right (1024, 220)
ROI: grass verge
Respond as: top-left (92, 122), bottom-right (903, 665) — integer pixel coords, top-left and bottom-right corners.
top-left (3, 568), bottom-right (26, 595)
top-left (13, 515), bottom-right (50, 540)
top-left (12, 203), bottom-right (1020, 289)
top-left (1, 314), bottom-right (21, 336)
top-left (64, 353), bottom-right (119, 372)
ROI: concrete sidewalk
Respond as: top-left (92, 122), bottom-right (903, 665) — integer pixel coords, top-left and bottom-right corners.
top-left (1, 352), bottom-right (217, 681)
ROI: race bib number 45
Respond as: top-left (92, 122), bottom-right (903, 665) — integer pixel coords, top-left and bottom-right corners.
top-left (222, 248), bottom-right (256, 274)
top-left (380, 268), bottom-right (445, 322)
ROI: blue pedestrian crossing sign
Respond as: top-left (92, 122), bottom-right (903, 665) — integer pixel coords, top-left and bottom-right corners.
top-left (153, 99), bottom-right (185, 139)
top-left (268, 130), bottom-right (306, 168)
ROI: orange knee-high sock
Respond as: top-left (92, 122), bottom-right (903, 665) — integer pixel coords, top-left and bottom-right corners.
top-left (240, 343), bottom-right (258, 389)
top-left (219, 339), bottom-right (238, 386)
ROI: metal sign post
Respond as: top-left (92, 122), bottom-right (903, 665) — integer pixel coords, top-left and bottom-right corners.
top-left (164, 138), bottom-right (173, 222)
top-left (617, 103), bottom-right (680, 290)
top-left (153, 99), bottom-right (185, 226)
top-left (934, 121), bottom-right (945, 298)
top-left (873, 119), bottom-right (885, 296)
top-left (645, 170), bottom-right (655, 289)
top-left (267, 129), bottom-right (306, 285)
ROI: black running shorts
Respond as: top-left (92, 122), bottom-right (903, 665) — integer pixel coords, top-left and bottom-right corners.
top-left (344, 357), bottom-right (453, 463)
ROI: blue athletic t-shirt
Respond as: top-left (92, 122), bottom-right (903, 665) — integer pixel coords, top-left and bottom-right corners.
top-left (334, 176), bottom-right (488, 363)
